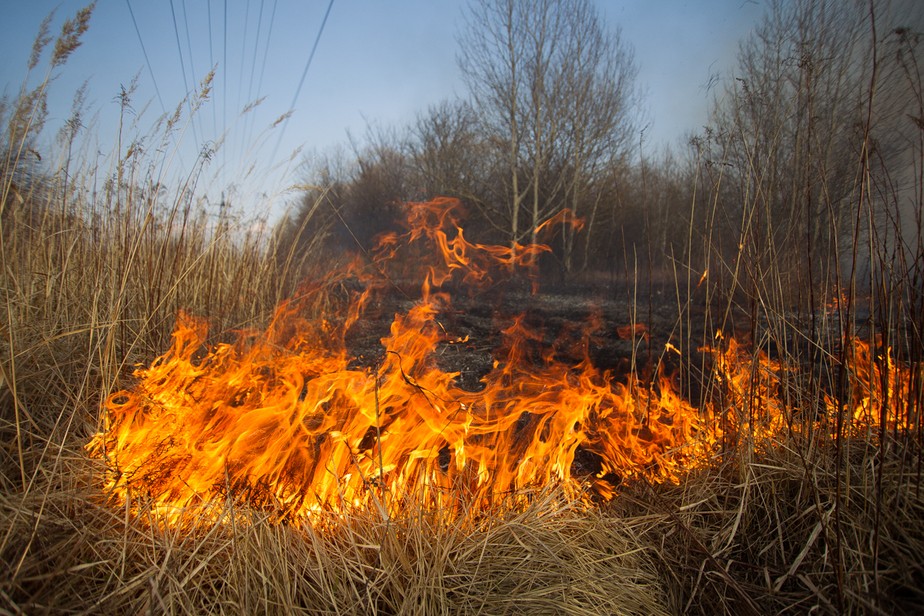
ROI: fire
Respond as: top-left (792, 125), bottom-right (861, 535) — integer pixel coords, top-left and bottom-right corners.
top-left (703, 332), bottom-right (919, 447)
top-left (86, 198), bottom-right (916, 524)
top-left (705, 334), bottom-right (790, 446)
top-left (832, 336), bottom-right (919, 432)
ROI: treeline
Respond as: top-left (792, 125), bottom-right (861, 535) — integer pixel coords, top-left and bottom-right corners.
top-left (276, 0), bottom-right (922, 305)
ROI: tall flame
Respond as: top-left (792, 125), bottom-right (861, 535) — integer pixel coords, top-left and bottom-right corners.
top-left (86, 198), bottom-right (915, 524)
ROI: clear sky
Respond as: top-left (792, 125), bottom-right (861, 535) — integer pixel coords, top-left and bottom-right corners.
top-left (0, 0), bottom-right (764, 217)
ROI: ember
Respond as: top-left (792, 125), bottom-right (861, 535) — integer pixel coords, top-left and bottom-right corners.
top-left (86, 198), bottom-right (912, 524)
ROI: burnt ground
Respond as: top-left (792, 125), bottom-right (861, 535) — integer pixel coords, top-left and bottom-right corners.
top-left (340, 274), bottom-right (880, 413)
top-left (343, 278), bottom-right (711, 396)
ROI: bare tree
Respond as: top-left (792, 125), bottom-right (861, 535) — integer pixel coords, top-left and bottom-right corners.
top-left (457, 0), bottom-right (531, 254)
top-left (556, 1), bottom-right (638, 272)
top-left (406, 99), bottom-right (492, 207)
top-left (457, 0), bottom-right (639, 272)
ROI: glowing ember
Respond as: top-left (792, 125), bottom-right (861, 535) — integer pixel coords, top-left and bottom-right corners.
top-left (86, 198), bottom-right (915, 524)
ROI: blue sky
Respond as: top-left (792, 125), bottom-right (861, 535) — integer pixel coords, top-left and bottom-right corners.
top-left (0, 1), bottom-right (764, 216)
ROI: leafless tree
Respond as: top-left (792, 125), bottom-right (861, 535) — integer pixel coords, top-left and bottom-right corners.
top-left (457, 0), bottom-right (639, 273)
top-left (406, 99), bottom-right (492, 207)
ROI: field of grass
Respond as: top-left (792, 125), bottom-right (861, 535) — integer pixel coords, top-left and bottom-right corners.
top-left (3, 10), bottom-right (923, 615)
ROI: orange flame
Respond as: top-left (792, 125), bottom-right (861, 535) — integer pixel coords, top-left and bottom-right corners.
top-left (830, 336), bottom-right (919, 432)
top-left (703, 333), bottom-right (919, 447)
top-left (86, 198), bottom-right (916, 524)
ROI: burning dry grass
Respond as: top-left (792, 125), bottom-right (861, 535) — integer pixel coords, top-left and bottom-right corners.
top-left (3, 186), bottom-right (922, 613)
top-left (2, 174), bottom-right (922, 614)
top-left (84, 200), bottom-right (730, 526)
top-left (3, 21), bottom-right (923, 613)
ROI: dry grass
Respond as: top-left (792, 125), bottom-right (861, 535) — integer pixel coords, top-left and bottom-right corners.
top-left (1, 472), bottom-right (670, 615)
top-left (2, 6), bottom-right (923, 615)
top-left (617, 441), bottom-right (924, 615)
